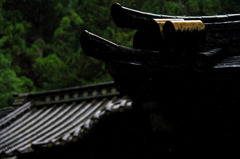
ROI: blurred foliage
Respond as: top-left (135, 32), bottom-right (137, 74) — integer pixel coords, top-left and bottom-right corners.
top-left (0, 0), bottom-right (239, 110)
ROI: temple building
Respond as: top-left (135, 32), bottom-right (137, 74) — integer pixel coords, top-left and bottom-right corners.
top-left (1, 3), bottom-right (240, 158)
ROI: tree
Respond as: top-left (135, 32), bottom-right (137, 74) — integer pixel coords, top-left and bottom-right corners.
top-left (0, 0), bottom-right (239, 110)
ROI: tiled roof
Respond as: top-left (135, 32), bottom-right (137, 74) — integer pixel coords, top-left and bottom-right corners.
top-left (0, 82), bottom-right (132, 158)
top-left (214, 56), bottom-right (240, 68)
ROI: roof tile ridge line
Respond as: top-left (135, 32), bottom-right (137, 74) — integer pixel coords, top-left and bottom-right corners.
top-left (72, 98), bottom-right (133, 141)
top-left (0, 102), bottom-right (34, 128)
top-left (12, 81), bottom-right (115, 99)
top-left (31, 99), bottom-right (106, 148)
top-left (31, 98), bottom-right (134, 149)
top-left (50, 99), bottom-right (107, 146)
top-left (51, 97), bottom-right (133, 146)
top-left (51, 101), bottom-right (110, 145)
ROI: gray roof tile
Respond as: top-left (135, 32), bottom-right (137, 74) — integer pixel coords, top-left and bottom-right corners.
top-left (0, 82), bottom-right (132, 157)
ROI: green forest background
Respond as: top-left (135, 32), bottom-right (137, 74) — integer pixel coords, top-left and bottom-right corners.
top-left (0, 0), bottom-right (239, 111)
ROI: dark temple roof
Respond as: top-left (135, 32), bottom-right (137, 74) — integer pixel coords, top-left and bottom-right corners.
top-left (0, 82), bottom-right (132, 158)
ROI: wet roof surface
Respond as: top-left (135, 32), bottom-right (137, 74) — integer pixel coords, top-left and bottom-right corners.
top-left (0, 82), bottom-right (132, 157)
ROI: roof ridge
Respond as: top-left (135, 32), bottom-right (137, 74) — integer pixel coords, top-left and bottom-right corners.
top-left (12, 82), bottom-right (120, 107)
top-left (13, 81), bottom-right (115, 98)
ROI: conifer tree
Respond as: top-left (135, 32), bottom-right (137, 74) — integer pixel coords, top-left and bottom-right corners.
top-left (0, 0), bottom-right (239, 110)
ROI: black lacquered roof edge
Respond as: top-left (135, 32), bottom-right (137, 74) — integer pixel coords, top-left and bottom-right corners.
top-left (80, 30), bottom-right (158, 64)
top-left (111, 2), bottom-right (240, 29)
